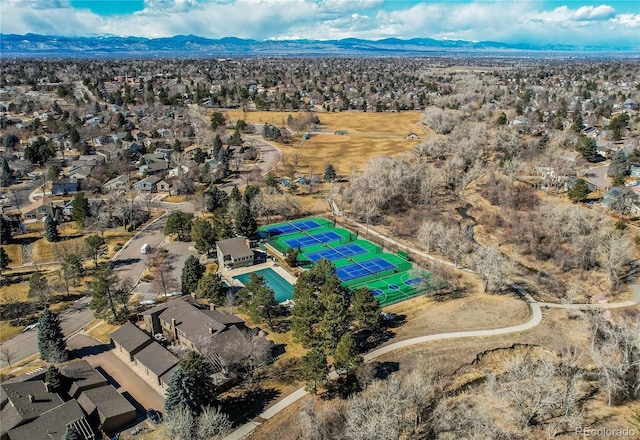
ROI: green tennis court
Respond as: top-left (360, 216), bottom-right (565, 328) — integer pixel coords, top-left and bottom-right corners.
top-left (262, 217), bottom-right (430, 306)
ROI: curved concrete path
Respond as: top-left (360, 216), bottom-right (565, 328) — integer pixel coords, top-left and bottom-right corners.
top-left (224, 278), bottom-right (639, 439)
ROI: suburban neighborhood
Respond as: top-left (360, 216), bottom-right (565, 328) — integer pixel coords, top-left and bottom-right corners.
top-left (1, 42), bottom-right (639, 440)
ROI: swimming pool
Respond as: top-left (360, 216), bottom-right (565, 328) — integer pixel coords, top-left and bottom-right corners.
top-left (233, 268), bottom-right (294, 303)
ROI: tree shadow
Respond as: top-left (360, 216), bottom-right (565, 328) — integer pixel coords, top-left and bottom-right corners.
top-left (323, 373), bottom-right (360, 400)
top-left (109, 257), bottom-right (141, 268)
top-left (70, 343), bottom-right (112, 358)
top-left (218, 386), bottom-right (280, 426)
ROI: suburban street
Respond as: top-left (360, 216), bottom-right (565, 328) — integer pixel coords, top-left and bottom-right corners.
top-left (0, 297), bottom-right (93, 368)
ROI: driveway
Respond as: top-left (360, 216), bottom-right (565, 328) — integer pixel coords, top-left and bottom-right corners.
top-left (66, 333), bottom-right (165, 413)
top-left (585, 164), bottom-right (610, 189)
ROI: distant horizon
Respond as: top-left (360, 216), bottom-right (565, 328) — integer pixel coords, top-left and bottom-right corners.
top-left (0, 1), bottom-right (638, 51)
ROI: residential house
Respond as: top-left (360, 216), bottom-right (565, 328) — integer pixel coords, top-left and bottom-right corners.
top-left (168, 164), bottom-right (190, 178)
top-left (71, 155), bottom-right (105, 168)
top-left (132, 342), bottom-right (179, 388)
top-left (157, 128), bottom-right (171, 138)
top-left (173, 125), bottom-right (192, 139)
top-left (217, 237), bottom-right (254, 269)
top-left (102, 175), bottom-right (129, 192)
top-left (140, 161), bottom-right (168, 176)
top-left (406, 132), bottom-right (419, 140)
top-left (110, 322), bottom-right (154, 362)
top-left (52, 178), bottom-right (83, 196)
top-left (156, 178), bottom-right (175, 194)
top-left (0, 379), bottom-right (94, 440)
top-left (139, 297), bottom-right (246, 352)
top-left (67, 166), bottom-right (93, 181)
top-left (59, 361), bottom-right (108, 399)
top-left (76, 385), bottom-right (136, 435)
top-left (135, 175), bottom-right (161, 192)
top-left (20, 198), bottom-right (54, 222)
top-left (629, 164), bottom-right (640, 178)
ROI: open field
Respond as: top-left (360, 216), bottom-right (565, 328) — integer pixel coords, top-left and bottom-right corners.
top-left (383, 290), bottom-right (531, 343)
top-left (226, 110), bottom-right (425, 175)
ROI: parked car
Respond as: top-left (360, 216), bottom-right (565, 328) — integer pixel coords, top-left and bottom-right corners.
top-left (146, 409), bottom-right (162, 424)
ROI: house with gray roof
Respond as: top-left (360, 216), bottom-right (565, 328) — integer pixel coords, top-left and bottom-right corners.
top-left (132, 341), bottom-right (179, 388)
top-left (135, 175), bottom-right (161, 192)
top-left (1, 381), bottom-right (64, 438)
top-left (216, 236), bottom-right (254, 269)
top-left (5, 400), bottom-right (94, 440)
top-left (76, 385), bottom-right (136, 435)
top-left (110, 321), bottom-right (153, 362)
top-left (59, 360), bottom-right (108, 399)
top-left (140, 297), bottom-right (245, 349)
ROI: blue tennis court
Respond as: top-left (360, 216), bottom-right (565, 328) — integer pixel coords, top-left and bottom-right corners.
top-left (335, 257), bottom-right (397, 282)
top-left (404, 277), bottom-right (422, 286)
top-left (305, 243), bottom-right (367, 262)
top-left (285, 231), bottom-right (342, 249)
top-left (264, 220), bottom-right (322, 236)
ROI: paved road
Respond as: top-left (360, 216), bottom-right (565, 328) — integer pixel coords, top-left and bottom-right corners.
top-left (0, 297), bottom-right (93, 368)
top-left (585, 164), bottom-right (610, 190)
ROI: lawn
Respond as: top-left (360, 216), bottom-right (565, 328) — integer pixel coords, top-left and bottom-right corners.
top-left (2, 244), bottom-right (22, 267)
top-left (226, 110), bottom-right (425, 176)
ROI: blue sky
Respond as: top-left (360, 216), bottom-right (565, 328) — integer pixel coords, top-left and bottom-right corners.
top-left (1, 1), bottom-right (638, 48)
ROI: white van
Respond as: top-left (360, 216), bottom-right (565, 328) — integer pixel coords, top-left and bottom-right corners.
top-left (141, 243), bottom-right (151, 254)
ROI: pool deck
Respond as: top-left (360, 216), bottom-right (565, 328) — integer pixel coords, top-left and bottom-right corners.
top-left (220, 260), bottom-right (298, 289)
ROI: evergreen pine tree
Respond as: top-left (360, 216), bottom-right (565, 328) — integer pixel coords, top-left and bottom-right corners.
top-left (206, 186), bottom-right (229, 213)
top-left (235, 202), bottom-right (257, 237)
top-left (319, 276), bottom-right (351, 350)
top-left (244, 273), bottom-right (279, 330)
top-left (608, 149), bottom-right (629, 178)
top-left (333, 332), bottom-right (363, 374)
top-left (350, 287), bottom-right (382, 332)
top-left (191, 218), bottom-right (216, 255)
top-left (45, 365), bottom-right (65, 393)
top-left (71, 191), bottom-right (91, 228)
top-left (300, 347), bottom-right (328, 394)
top-left (568, 178), bottom-right (591, 203)
top-left (165, 352), bottom-right (216, 417)
top-left (323, 163), bottom-right (337, 182)
top-left (37, 308), bottom-right (69, 363)
top-left (0, 157), bottom-right (12, 187)
top-left (181, 255), bottom-right (205, 295)
top-left (0, 216), bottom-right (12, 244)
top-left (44, 214), bottom-right (59, 242)
top-left (195, 273), bottom-right (227, 305)
top-left (229, 185), bottom-right (242, 203)
top-left (291, 259), bottom-right (333, 348)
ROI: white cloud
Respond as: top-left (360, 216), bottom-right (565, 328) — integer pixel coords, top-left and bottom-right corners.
top-left (573, 5), bottom-right (615, 21)
top-left (0, 0), bottom-right (637, 48)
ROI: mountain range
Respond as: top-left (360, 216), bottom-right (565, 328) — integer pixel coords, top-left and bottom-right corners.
top-left (1, 33), bottom-right (635, 58)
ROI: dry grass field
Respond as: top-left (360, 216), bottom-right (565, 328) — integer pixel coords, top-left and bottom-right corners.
top-left (226, 110), bottom-right (425, 175)
top-left (2, 244), bottom-right (22, 267)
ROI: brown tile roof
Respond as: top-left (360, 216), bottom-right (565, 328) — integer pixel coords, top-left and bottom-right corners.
top-left (110, 322), bottom-right (152, 353)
